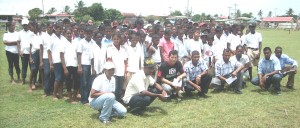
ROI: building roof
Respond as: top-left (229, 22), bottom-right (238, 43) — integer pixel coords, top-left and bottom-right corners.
top-left (46, 13), bottom-right (73, 17)
top-left (121, 12), bottom-right (136, 18)
top-left (262, 17), bottom-right (293, 22)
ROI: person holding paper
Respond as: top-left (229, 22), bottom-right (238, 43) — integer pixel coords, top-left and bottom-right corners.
top-left (231, 45), bottom-right (250, 86)
top-left (274, 46), bottom-right (297, 89)
top-left (184, 50), bottom-right (212, 97)
top-left (213, 49), bottom-right (244, 94)
top-left (157, 50), bottom-right (186, 101)
top-left (123, 58), bottom-right (167, 115)
top-left (251, 47), bottom-right (282, 94)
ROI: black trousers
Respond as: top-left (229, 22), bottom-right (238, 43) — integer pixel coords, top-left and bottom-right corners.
top-left (128, 86), bottom-right (160, 109)
top-left (6, 51), bottom-right (20, 78)
top-left (66, 66), bottom-right (79, 92)
top-left (184, 74), bottom-right (212, 94)
top-left (21, 54), bottom-right (30, 79)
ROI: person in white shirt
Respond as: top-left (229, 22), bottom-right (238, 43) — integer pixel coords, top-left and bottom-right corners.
top-left (174, 29), bottom-right (189, 65)
top-left (106, 32), bottom-right (128, 102)
top-left (203, 34), bottom-right (217, 76)
top-left (89, 61), bottom-right (127, 124)
top-left (77, 26), bottom-right (97, 105)
top-left (123, 58), bottom-right (167, 115)
top-left (3, 22), bottom-right (21, 84)
top-left (18, 18), bottom-right (32, 84)
top-left (188, 29), bottom-right (203, 57)
top-left (214, 26), bottom-right (227, 61)
top-left (148, 34), bottom-right (162, 64)
top-left (226, 24), bottom-right (242, 55)
top-left (92, 32), bottom-right (105, 75)
top-left (40, 23), bottom-right (55, 96)
top-left (231, 45), bottom-right (250, 88)
top-left (60, 27), bottom-right (79, 103)
top-left (101, 26), bottom-right (113, 49)
top-left (48, 23), bottom-right (66, 100)
top-left (28, 22), bottom-right (42, 92)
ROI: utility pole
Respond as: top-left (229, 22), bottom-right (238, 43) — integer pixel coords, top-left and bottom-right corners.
top-left (169, 7), bottom-right (172, 16)
top-left (186, 0), bottom-right (190, 17)
top-left (234, 3), bottom-right (237, 19)
top-left (274, 8), bottom-right (277, 17)
top-left (42, 0), bottom-right (45, 16)
top-left (228, 7), bottom-right (232, 19)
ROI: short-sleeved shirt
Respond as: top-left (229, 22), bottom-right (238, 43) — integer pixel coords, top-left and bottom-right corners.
top-left (19, 29), bottom-right (33, 54)
top-left (93, 43), bottom-right (107, 74)
top-left (61, 39), bottom-right (78, 67)
top-left (3, 31), bottom-right (19, 54)
top-left (184, 60), bottom-right (208, 81)
top-left (158, 38), bottom-right (174, 62)
top-left (189, 39), bottom-right (203, 56)
top-left (245, 32), bottom-right (262, 49)
top-left (215, 57), bottom-right (242, 77)
top-left (258, 55), bottom-right (281, 75)
top-left (174, 39), bottom-right (188, 59)
top-left (158, 61), bottom-right (184, 82)
top-left (122, 70), bottom-right (155, 104)
top-left (227, 34), bottom-right (242, 50)
top-left (30, 34), bottom-right (42, 54)
top-left (40, 32), bottom-right (52, 59)
top-left (88, 74), bottom-right (115, 103)
top-left (126, 43), bottom-right (144, 73)
top-left (101, 37), bottom-right (113, 49)
top-left (276, 54), bottom-right (298, 69)
top-left (77, 38), bottom-right (95, 65)
top-left (106, 44), bottom-right (127, 76)
top-left (231, 54), bottom-right (250, 65)
top-left (48, 34), bottom-right (65, 64)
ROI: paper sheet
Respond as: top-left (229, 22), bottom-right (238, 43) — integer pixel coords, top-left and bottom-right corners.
top-left (225, 76), bottom-right (237, 85)
top-left (172, 78), bottom-right (182, 87)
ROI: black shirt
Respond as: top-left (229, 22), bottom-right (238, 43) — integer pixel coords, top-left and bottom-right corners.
top-left (158, 61), bottom-right (184, 81)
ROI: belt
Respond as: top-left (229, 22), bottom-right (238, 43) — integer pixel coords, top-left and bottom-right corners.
top-left (248, 47), bottom-right (258, 51)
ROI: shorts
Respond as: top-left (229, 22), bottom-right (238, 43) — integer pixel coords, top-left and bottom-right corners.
top-left (54, 63), bottom-right (64, 83)
top-left (247, 48), bottom-right (260, 67)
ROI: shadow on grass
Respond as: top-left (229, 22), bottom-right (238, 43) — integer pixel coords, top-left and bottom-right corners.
top-left (251, 89), bottom-right (269, 95)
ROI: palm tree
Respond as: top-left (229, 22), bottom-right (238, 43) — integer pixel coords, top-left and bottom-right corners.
top-left (286, 8), bottom-right (294, 16)
top-left (64, 5), bottom-right (72, 14)
top-left (236, 9), bottom-right (241, 18)
top-left (268, 11), bottom-right (272, 17)
top-left (47, 7), bottom-right (57, 14)
top-left (258, 10), bottom-right (263, 19)
top-left (75, 0), bottom-right (85, 11)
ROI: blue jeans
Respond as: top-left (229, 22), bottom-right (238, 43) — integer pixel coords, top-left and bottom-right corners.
top-left (90, 93), bottom-right (127, 121)
top-left (53, 63), bottom-right (64, 83)
top-left (30, 51), bottom-right (40, 83)
top-left (43, 59), bottom-right (54, 95)
top-left (80, 65), bottom-right (91, 104)
top-left (251, 74), bottom-right (282, 91)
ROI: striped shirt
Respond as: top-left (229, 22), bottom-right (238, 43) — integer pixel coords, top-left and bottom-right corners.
top-left (215, 57), bottom-right (242, 77)
top-left (184, 59), bottom-right (208, 81)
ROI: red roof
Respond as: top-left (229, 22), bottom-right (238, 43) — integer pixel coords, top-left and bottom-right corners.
top-left (121, 12), bottom-right (136, 17)
top-left (262, 17), bottom-right (293, 22)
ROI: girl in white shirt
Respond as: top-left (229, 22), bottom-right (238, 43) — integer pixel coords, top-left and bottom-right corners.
top-left (148, 34), bottom-right (162, 64)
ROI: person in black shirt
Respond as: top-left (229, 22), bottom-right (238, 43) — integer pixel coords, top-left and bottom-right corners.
top-left (157, 50), bottom-right (186, 100)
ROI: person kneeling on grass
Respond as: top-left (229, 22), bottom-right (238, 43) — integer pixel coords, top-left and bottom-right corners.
top-left (184, 50), bottom-right (212, 97)
top-left (89, 62), bottom-right (127, 125)
top-left (211, 48), bottom-right (244, 94)
top-left (123, 58), bottom-right (167, 115)
top-left (251, 47), bottom-right (282, 94)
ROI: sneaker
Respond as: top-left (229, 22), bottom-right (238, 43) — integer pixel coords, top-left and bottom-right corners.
top-left (198, 92), bottom-right (208, 98)
top-left (177, 92), bottom-right (183, 98)
top-left (100, 120), bottom-right (112, 125)
top-left (176, 97), bottom-right (182, 101)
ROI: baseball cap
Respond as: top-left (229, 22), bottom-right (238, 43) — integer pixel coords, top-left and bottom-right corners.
top-left (248, 20), bottom-right (256, 26)
top-left (22, 18), bottom-right (29, 25)
top-left (154, 20), bottom-right (160, 24)
top-left (103, 61), bottom-right (115, 70)
top-left (144, 58), bottom-right (156, 67)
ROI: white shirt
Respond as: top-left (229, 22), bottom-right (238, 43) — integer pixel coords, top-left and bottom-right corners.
top-left (106, 44), bottom-right (127, 76)
top-left (126, 43), bottom-right (144, 73)
top-left (245, 32), bottom-right (262, 48)
top-left (3, 31), bottom-right (19, 54)
top-left (88, 74), bottom-right (115, 103)
top-left (30, 34), bottom-right (42, 54)
top-left (19, 29), bottom-right (33, 54)
top-left (174, 39), bottom-right (188, 59)
top-left (123, 70), bottom-right (155, 104)
top-left (61, 39), bottom-right (78, 67)
top-left (40, 32), bottom-right (52, 59)
top-left (93, 43), bottom-right (107, 74)
top-left (227, 34), bottom-right (242, 50)
top-left (189, 39), bottom-right (203, 56)
top-left (213, 40), bottom-right (227, 60)
top-left (48, 34), bottom-right (65, 64)
top-left (150, 46), bottom-right (161, 63)
top-left (77, 38), bottom-right (95, 65)
top-left (203, 43), bottom-right (216, 65)
top-left (231, 54), bottom-right (250, 65)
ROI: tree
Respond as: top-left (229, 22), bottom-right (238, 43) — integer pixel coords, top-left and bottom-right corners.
top-left (63, 5), bottom-right (72, 14)
top-left (88, 3), bottom-right (104, 21)
top-left (214, 14), bottom-right (218, 17)
top-left (206, 14), bottom-right (211, 20)
top-left (286, 8), bottom-right (294, 16)
top-left (171, 10), bottom-right (183, 16)
top-left (104, 8), bottom-right (123, 21)
top-left (258, 9), bottom-right (263, 19)
top-left (28, 8), bottom-right (43, 21)
top-left (47, 7), bottom-right (57, 14)
top-left (74, 15), bottom-right (94, 23)
top-left (268, 11), bottom-right (272, 17)
top-left (236, 9), bottom-right (241, 18)
top-left (75, 0), bottom-right (85, 12)
top-left (242, 12), bottom-right (253, 18)
top-left (191, 14), bottom-right (201, 22)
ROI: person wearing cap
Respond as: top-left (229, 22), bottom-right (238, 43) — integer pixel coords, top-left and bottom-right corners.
top-left (244, 21), bottom-right (262, 81)
top-left (89, 61), bottom-right (127, 125)
top-left (123, 58), bottom-right (167, 115)
top-left (184, 50), bottom-right (212, 97)
top-left (18, 18), bottom-right (33, 84)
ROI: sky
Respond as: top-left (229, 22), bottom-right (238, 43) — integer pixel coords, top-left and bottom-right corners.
top-left (0, 0), bottom-right (299, 18)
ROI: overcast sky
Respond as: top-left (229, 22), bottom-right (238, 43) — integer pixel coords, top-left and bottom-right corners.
top-left (0, 0), bottom-right (299, 17)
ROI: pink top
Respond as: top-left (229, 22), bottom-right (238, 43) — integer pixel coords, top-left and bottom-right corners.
top-left (158, 38), bottom-right (174, 62)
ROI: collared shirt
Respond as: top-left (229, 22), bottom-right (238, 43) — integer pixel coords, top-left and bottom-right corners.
top-left (101, 37), bottom-right (113, 49)
top-left (19, 29), bottom-right (33, 54)
top-left (93, 43), bottom-right (107, 74)
top-left (48, 34), bottom-right (65, 64)
top-left (276, 54), bottom-right (298, 69)
top-left (184, 60), bottom-right (208, 81)
top-left (189, 39), bottom-right (203, 56)
top-left (77, 38), bottom-right (95, 65)
top-left (158, 38), bottom-right (174, 62)
top-left (220, 33), bottom-right (229, 43)
top-left (258, 55), bottom-right (281, 75)
top-left (245, 32), bottom-right (262, 49)
top-left (40, 32), bottom-right (51, 59)
top-left (123, 70), bottom-right (155, 104)
top-left (3, 31), bottom-right (19, 54)
top-left (126, 43), bottom-right (144, 73)
top-left (174, 38), bottom-right (188, 59)
top-left (231, 54), bottom-right (249, 65)
top-left (88, 74), bottom-right (115, 103)
top-left (61, 39), bottom-right (78, 67)
top-left (106, 44), bottom-right (127, 76)
top-left (30, 34), bottom-right (42, 54)
top-left (227, 34), bottom-right (242, 50)
top-left (215, 57), bottom-right (242, 76)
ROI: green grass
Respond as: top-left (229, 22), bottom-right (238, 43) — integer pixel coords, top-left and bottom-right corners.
top-left (1, 30), bottom-right (300, 128)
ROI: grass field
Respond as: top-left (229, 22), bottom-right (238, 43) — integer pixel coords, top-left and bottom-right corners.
top-left (0, 30), bottom-right (300, 128)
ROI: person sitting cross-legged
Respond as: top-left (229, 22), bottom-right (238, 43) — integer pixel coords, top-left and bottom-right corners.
top-left (184, 50), bottom-right (212, 97)
top-left (89, 62), bottom-right (127, 125)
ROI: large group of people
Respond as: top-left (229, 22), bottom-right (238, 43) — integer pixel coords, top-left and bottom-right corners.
top-left (3, 17), bottom-right (298, 124)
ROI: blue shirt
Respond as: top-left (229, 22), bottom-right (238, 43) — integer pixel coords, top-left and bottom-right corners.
top-left (184, 60), bottom-right (208, 81)
top-left (276, 54), bottom-right (298, 69)
top-left (258, 55), bottom-right (281, 75)
top-left (101, 37), bottom-right (113, 49)
top-left (215, 57), bottom-right (242, 77)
